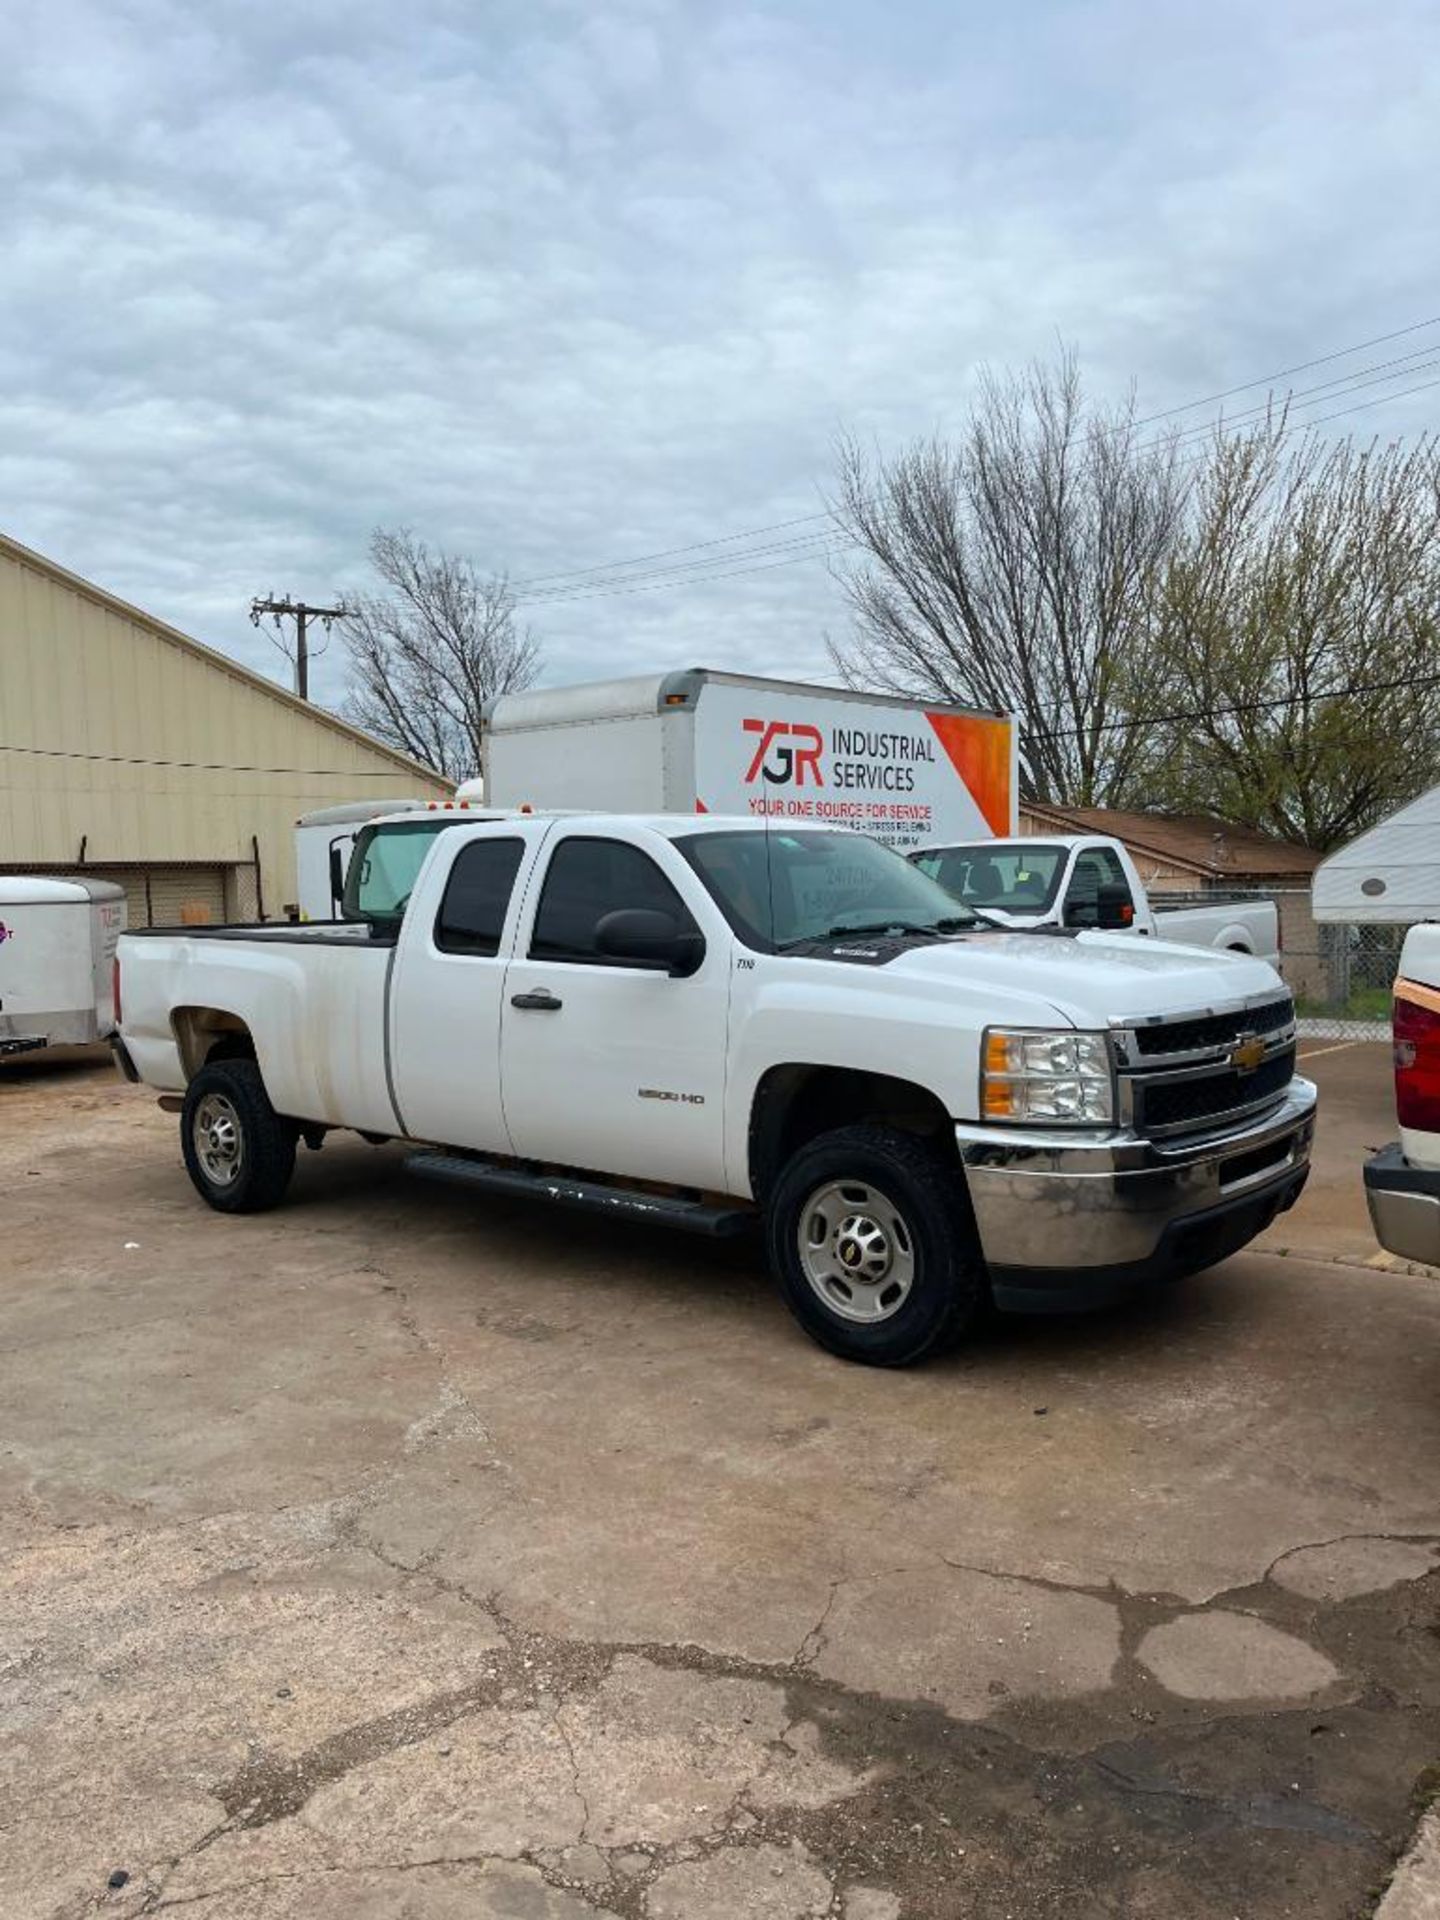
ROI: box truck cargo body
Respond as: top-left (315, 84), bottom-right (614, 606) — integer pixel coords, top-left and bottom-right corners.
top-left (480, 671), bottom-right (1016, 851)
top-left (0, 876), bottom-right (127, 1053)
top-left (294, 800), bottom-right (427, 921)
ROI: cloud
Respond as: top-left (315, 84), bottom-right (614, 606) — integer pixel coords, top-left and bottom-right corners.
top-left (2, 0), bottom-right (1438, 714)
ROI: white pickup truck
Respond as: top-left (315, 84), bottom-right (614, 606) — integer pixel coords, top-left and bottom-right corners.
top-left (910, 836), bottom-right (1280, 964)
top-left (1364, 923), bottom-right (1440, 1267)
top-left (113, 812), bottom-right (1315, 1366)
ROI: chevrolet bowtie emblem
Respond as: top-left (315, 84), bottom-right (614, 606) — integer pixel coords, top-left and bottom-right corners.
top-left (1230, 1034), bottom-right (1266, 1073)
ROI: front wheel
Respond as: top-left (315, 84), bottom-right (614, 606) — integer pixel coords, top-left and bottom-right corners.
top-left (765, 1125), bottom-right (986, 1366)
top-left (180, 1058), bottom-right (297, 1214)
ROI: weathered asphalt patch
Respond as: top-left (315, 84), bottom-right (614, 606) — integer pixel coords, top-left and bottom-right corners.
top-left (1137, 1610), bottom-right (1341, 1702)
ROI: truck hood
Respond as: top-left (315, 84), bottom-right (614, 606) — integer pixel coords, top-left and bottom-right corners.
top-left (889, 930), bottom-right (1285, 1027)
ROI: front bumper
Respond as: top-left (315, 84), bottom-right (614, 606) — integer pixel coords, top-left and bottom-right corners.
top-left (956, 1078), bottom-right (1317, 1311)
top-left (1364, 1143), bottom-right (1440, 1268)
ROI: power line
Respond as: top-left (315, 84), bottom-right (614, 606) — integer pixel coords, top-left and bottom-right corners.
top-left (1297, 371), bottom-right (1440, 431)
top-left (518, 529), bottom-right (843, 604)
top-left (1131, 312), bottom-right (1440, 428)
top-left (523, 359), bottom-right (1440, 612)
top-left (512, 509), bottom-right (831, 589)
top-left (1026, 670), bottom-right (1440, 743)
top-left (515, 540), bottom-right (854, 606)
top-left (0, 742), bottom-right (422, 780)
top-left (1162, 348), bottom-right (1440, 447)
top-left (504, 312), bottom-right (1440, 610)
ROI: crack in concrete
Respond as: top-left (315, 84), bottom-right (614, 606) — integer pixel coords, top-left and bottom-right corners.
top-left (551, 1704), bottom-right (595, 1845)
top-left (1263, 1532), bottom-right (1440, 1587)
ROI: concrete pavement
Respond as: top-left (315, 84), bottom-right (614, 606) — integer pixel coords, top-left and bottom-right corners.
top-left (2, 1044), bottom-right (1438, 1918)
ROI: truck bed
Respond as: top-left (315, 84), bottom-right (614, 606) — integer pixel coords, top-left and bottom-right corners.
top-left (122, 922), bottom-right (395, 948)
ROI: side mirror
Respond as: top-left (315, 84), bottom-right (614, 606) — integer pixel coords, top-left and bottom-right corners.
top-left (1096, 882), bottom-right (1135, 930)
top-left (595, 908), bottom-right (705, 977)
top-left (328, 845), bottom-right (346, 914)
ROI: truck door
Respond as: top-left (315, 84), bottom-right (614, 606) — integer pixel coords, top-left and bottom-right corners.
top-left (389, 828), bottom-right (539, 1151)
top-left (499, 830), bottom-right (731, 1190)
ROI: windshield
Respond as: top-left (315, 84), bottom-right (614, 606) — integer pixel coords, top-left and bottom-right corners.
top-left (677, 828), bottom-right (979, 950)
top-left (343, 819), bottom-right (459, 923)
top-left (911, 842), bottom-right (1067, 914)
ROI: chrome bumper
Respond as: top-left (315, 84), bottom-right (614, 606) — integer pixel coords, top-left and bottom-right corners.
top-left (956, 1078), bottom-right (1316, 1287)
top-left (1364, 1144), bottom-right (1440, 1268)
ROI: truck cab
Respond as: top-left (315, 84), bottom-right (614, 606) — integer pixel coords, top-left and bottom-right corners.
top-left (911, 835), bottom-right (1280, 963)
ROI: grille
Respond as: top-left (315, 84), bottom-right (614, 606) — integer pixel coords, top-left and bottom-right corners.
top-left (1135, 1046), bottom-right (1295, 1133)
top-left (1130, 995), bottom-right (1294, 1059)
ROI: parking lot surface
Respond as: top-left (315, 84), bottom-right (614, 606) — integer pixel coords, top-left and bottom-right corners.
top-left (3, 1043), bottom-right (1438, 1920)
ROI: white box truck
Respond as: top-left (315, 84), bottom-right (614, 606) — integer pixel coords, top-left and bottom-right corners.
top-left (294, 800), bottom-right (428, 921)
top-left (0, 876), bottom-right (127, 1055)
top-left (473, 670), bottom-right (1017, 853)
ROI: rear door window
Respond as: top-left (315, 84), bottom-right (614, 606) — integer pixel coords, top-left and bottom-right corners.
top-left (529, 838), bottom-right (698, 963)
top-left (435, 838), bottom-right (526, 956)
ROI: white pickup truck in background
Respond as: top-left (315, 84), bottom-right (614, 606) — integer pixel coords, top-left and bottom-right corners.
top-left (1364, 923), bottom-right (1440, 1268)
top-left (114, 811), bottom-right (1314, 1367)
top-left (911, 835), bottom-right (1280, 964)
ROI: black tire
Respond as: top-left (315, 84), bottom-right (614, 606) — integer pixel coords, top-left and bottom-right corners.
top-left (765, 1124), bottom-right (987, 1366)
top-left (180, 1058), bottom-right (297, 1214)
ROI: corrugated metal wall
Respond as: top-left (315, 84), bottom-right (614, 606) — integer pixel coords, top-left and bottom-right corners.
top-left (0, 536), bottom-right (451, 912)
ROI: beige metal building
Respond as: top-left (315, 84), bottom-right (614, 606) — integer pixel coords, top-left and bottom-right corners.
top-left (0, 532), bottom-right (450, 924)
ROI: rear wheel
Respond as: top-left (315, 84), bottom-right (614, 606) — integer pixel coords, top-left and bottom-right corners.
top-left (181, 1059), bottom-right (297, 1213)
top-left (765, 1124), bottom-right (986, 1366)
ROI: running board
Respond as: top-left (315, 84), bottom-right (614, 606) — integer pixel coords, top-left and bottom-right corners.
top-left (405, 1151), bottom-right (756, 1238)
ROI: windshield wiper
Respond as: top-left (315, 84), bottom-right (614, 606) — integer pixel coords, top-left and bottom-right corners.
top-left (782, 916), bottom-right (976, 948)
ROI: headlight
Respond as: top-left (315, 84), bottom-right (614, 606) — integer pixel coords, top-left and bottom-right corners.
top-left (982, 1028), bottom-right (1114, 1124)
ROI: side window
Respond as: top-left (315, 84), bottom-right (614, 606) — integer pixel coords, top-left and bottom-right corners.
top-left (435, 838), bottom-right (526, 956)
top-left (530, 838), bottom-right (698, 964)
top-left (1065, 848), bottom-right (1129, 926)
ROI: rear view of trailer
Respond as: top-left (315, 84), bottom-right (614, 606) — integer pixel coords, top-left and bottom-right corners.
top-left (0, 876), bottom-right (127, 1051)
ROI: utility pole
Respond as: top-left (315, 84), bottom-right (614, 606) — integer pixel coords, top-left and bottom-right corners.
top-left (249, 593), bottom-right (349, 701)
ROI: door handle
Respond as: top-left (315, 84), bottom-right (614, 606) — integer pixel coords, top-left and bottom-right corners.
top-left (511, 989), bottom-right (563, 1011)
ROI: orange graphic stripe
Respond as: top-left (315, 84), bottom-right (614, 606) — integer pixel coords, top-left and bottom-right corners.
top-left (924, 712), bottom-right (1013, 835)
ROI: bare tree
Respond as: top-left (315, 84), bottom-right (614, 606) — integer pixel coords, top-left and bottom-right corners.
top-left (828, 354), bottom-right (1190, 805)
top-left (341, 528), bottom-right (540, 782)
top-left (1150, 421), bottom-right (1440, 849)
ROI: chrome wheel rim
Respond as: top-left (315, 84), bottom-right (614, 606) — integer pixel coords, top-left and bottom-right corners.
top-left (798, 1179), bottom-right (916, 1324)
top-left (193, 1093), bottom-right (244, 1188)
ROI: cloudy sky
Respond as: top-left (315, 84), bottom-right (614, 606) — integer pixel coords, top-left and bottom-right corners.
top-left (4, 0), bottom-right (1439, 712)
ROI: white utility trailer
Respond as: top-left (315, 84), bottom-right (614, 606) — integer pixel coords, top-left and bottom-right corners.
top-left (1313, 782), bottom-right (1440, 924)
top-left (0, 876), bottom-right (127, 1055)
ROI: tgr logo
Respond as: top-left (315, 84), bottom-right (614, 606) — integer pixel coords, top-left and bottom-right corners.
top-left (742, 718), bottom-right (825, 787)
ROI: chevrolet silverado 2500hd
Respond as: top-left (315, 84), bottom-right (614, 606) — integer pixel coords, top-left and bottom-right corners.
top-left (113, 813), bottom-right (1316, 1366)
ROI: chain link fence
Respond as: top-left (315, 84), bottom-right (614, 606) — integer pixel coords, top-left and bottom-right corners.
top-left (1263, 888), bottom-right (1399, 1041)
